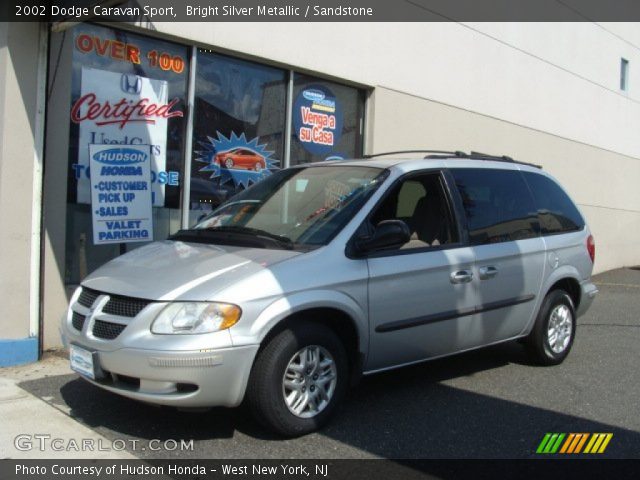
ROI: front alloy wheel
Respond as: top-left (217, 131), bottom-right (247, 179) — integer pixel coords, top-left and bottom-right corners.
top-left (282, 345), bottom-right (337, 418)
top-left (246, 322), bottom-right (348, 437)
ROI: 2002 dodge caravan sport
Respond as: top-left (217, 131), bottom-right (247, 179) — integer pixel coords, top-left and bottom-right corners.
top-left (61, 151), bottom-right (598, 436)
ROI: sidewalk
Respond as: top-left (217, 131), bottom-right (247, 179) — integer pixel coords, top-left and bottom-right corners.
top-left (0, 351), bottom-right (135, 459)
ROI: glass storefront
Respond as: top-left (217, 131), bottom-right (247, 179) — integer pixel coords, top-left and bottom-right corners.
top-left (48, 23), bottom-right (366, 287)
top-left (61, 23), bottom-right (189, 284)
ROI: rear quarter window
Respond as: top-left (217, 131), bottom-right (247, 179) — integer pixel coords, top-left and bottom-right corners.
top-left (522, 172), bottom-right (585, 235)
top-left (451, 168), bottom-right (539, 245)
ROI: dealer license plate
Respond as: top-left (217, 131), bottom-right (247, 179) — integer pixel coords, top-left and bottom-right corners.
top-left (70, 344), bottom-right (95, 379)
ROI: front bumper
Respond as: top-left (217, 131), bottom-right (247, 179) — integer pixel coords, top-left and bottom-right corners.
top-left (78, 343), bottom-right (259, 408)
top-left (60, 289), bottom-right (259, 408)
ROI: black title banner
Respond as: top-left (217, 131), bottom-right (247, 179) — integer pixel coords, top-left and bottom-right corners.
top-left (3, 0), bottom-right (640, 22)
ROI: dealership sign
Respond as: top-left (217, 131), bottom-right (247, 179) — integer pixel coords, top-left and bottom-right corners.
top-left (293, 85), bottom-right (343, 156)
top-left (72, 67), bottom-right (182, 207)
top-left (89, 144), bottom-right (153, 245)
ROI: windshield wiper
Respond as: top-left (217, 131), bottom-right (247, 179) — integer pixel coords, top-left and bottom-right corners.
top-left (170, 226), bottom-right (294, 250)
top-left (205, 226), bottom-right (295, 250)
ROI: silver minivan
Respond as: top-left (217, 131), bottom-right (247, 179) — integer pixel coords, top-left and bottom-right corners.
top-left (61, 151), bottom-right (598, 436)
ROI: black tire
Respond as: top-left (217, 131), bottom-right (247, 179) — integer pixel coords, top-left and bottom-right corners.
top-left (246, 322), bottom-right (348, 437)
top-left (525, 289), bottom-right (576, 365)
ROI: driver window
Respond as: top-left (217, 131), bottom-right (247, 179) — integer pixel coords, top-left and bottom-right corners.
top-left (371, 173), bottom-right (458, 250)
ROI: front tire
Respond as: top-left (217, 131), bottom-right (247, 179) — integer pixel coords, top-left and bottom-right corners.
top-left (246, 322), bottom-right (348, 437)
top-left (525, 289), bottom-right (576, 365)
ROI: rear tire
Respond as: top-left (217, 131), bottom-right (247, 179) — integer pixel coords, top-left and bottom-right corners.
top-left (246, 322), bottom-right (348, 437)
top-left (525, 289), bottom-right (576, 365)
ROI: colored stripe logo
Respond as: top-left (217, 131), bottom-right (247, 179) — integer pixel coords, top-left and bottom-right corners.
top-left (536, 433), bottom-right (613, 454)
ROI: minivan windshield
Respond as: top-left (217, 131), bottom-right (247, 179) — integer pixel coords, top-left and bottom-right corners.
top-left (174, 165), bottom-right (386, 249)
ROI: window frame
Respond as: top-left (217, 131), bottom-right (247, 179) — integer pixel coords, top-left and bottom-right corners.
top-left (346, 168), bottom-right (467, 259)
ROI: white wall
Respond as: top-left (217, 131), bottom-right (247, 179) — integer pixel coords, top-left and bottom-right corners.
top-left (151, 22), bottom-right (640, 160)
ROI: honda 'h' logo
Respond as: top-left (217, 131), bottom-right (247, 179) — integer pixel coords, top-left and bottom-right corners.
top-left (121, 74), bottom-right (142, 95)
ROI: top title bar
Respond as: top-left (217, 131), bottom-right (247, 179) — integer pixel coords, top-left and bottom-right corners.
top-left (3, 0), bottom-right (640, 22)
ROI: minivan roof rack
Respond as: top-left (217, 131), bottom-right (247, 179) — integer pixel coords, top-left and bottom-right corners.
top-left (466, 151), bottom-right (542, 169)
top-left (363, 150), bottom-right (467, 158)
top-left (363, 149), bottom-right (542, 169)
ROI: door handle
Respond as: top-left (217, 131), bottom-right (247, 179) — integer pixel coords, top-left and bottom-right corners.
top-left (450, 270), bottom-right (473, 284)
top-left (479, 266), bottom-right (499, 280)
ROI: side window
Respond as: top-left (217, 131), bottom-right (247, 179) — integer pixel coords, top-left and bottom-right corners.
top-left (451, 168), bottom-right (539, 245)
top-left (397, 181), bottom-right (426, 218)
top-left (371, 173), bottom-right (458, 250)
top-left (523, 172), bottom-right (585, 235)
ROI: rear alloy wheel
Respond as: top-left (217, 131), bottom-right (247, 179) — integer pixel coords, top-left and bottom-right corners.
top-left (246, 322), bottom-right (348, 437)
top-left (526, 289), bottom-right (576, 365)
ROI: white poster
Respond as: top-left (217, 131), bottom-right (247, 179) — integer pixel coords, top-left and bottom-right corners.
top-left (89, 144), bottom-right (153, 245)
top-left (72, 67), bottom-right (183, 206)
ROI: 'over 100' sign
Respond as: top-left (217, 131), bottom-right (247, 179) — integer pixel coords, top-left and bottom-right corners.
top-left (89, 144), bottom-right (153, 245)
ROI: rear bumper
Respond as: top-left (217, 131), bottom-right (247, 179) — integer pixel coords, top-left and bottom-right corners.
top-left (577, 281), bottom-right (598, 318)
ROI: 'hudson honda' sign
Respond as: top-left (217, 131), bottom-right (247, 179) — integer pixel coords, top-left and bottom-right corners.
top-left (89, 144), bottom-right (153, 245)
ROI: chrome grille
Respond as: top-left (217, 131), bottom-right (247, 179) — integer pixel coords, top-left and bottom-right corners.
top-left (92, 320), bottom-right (126, 340)
top-left (77, 288), bottom-right (100, 308)
top-left (71, 311), bottom-right (86, 331)
top-left (103, 295), bottom-right (151, 317)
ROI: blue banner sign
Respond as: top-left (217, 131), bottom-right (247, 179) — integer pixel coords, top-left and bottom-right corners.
top-left (89, 144), bottom-right (153, 244)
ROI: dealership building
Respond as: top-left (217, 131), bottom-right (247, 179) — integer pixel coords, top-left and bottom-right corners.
top-left (0, 20), bottom-right (638, 365)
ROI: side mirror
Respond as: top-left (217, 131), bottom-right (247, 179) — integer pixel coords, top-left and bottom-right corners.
top-left (356, 220), bottom-right (410, 253)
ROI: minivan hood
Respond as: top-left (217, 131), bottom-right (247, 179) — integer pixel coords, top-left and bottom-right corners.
top-left (82, 240), bottom-right (302, 301)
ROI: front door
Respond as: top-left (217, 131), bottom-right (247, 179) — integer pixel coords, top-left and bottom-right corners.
top-left (364, 171), bottom-right (478, 371)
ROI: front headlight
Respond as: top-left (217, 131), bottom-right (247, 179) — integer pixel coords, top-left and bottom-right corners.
top-left (151, 302), bottom-right (241, 335)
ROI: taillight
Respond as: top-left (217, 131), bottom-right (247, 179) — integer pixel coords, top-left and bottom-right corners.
top-left (586, 235), bottom-right (595, 263)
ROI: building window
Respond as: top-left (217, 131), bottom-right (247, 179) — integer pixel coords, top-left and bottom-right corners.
top-left (290, 74), bottom-right (365, 165)
top-left (188, 57), bottom-right (367, 223)
top-left (188, 50), bottom-right (288, 224)
top-left (621, 58), bottom-right (629, 91)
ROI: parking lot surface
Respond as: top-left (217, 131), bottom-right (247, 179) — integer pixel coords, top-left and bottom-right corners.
top-left (17, 268), bottom-right (640, 459)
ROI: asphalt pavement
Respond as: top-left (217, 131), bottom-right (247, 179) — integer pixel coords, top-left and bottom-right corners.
top-left (11, 268), bottom-right (640, 459)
